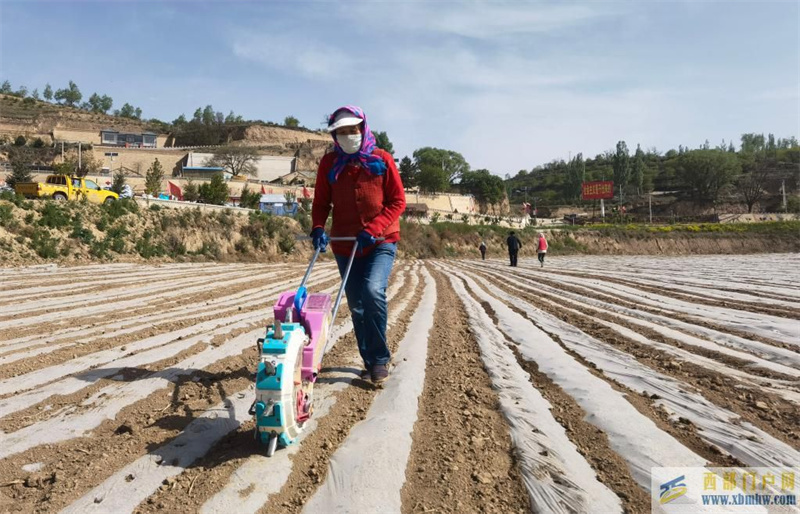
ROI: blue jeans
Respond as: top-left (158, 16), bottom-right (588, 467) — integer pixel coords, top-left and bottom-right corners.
top-left (335, 243), bottom-right (397, 369)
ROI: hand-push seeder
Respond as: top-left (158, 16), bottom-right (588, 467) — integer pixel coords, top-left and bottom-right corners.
top-left (250, 236), bottom-right (369, 456)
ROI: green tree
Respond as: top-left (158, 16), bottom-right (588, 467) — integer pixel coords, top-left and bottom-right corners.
top-left (145, 158), bottom-right (165, 196)
top-left (134, 107), bottom-right (142, 119)
top-left (633, 144), bottom-right (646, 195)
top-left (676, 149), bottom-right (740, 203)
top-left (87, 93), bottom-right (113, 113)
top-left (373, 131), bottom-right (394, 155)
top-left (398, 156), bottom-right (416, 188)
top-left (118, 103), bottom-right (136, 118)
top-left (284, 115), bottom-right (300, 128)
top-left (240, 185), bottom-right (260, 209)
top-left (43, 83), bottom-right (53, 101)
top-left (16, 85), bottom-right (28, 98)
top-left (5, 147), bottom-right (33, 188)
top-left (612, 141), bottom-right (630, 200)
top-left (182, 180), bottom-right (199, 202)
top-left (205, 146), bottom-right (259, 177)
top-left (86, 93), bottom-right (103, 112)
top-left (192, 108), bottom-right (203, 123)
top-left (14, 135), bottom-right (26, 146)
top-left (31, 88), bottom-right (40, 100)
top-left (564, 153), bottom-right (584, 202)
top-left (735, 153), bottom-right (773, 213)
top-left (172, 114), bottom-right (187, 126)
top-left (0, 80), bottom-right (11, 94)
top-left (54, 80), bottom-right (82, 106)
top-left (740, 133), bottom-right (766, 154)
top-left (111, 169), bottom-right (127, 195)
top-left (198, 173), bottom-right (229, 205)
top-left (412, 147), bottom-right (469, 193)
top-left (202, 105), bottom-right (215, 125)
top-left (460, 169), bottom-right (506, 206)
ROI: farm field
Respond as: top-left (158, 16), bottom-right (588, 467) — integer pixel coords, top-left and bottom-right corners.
top-left (0, 254), bottom-right (798, 513)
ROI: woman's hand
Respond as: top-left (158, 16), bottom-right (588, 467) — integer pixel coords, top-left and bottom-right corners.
top-left (310, 227), bottom-right (329, 252)
top-left (357, 230), bottom-right (377, 250)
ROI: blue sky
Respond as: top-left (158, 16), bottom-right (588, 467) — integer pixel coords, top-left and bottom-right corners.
top-left (1, 1), bottom-right (797, 174)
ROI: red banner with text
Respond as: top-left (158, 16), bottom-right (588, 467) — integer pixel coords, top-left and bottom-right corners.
top-left (581, 180), bottom-right (614, 200)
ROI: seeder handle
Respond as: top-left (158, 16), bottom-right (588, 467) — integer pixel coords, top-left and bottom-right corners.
top-left (296, 235), bottom-right (384, 354)
top-left (323, 236), bottom-right (385, 356)
top-left (293, 236), bottom-right (365, 314)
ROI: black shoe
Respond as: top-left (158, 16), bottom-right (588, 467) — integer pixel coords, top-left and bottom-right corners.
top-left (370, 364), bottom-right (390, 384)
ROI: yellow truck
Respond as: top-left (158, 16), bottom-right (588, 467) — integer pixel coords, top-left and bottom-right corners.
top-left (14, 175), bottom-right (119, 204)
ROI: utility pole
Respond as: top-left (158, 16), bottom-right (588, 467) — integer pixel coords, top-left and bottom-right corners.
top-left (781, 180), bottom-right (787, 212)
top-left (649, 192), bottom-right (652, 224)
top-left (78, 142), bottom-right (82, 173)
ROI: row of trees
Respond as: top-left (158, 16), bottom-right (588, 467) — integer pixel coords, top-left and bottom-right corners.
top-left (505, 133), bottom-right (799, 212)
top-left (1, 79), bottom-right (145, 120)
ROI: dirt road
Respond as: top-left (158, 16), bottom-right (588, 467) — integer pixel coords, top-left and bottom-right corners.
top-left (0, 254), bottom-right (798, 513)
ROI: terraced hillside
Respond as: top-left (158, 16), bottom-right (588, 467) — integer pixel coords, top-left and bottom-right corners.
top-left (0, 254), bottom-right (798, 513)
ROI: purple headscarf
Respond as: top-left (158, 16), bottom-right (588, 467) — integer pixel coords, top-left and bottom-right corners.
top-left (327, 105), bottom-right (387, 184)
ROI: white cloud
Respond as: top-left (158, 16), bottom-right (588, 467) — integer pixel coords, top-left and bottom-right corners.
top-left (348, 1), bottom-right (611, 39)
top-left (233, 34), bottom-right (356, 79)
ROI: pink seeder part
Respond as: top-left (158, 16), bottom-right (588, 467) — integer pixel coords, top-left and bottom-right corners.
top-left (300, 293), bottom-right (332, 379)
top-left (272, 291), bottom-right (332, 381)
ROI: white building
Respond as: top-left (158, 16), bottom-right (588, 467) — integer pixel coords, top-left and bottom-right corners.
top-left (185, 151), bottom-right (296, 182)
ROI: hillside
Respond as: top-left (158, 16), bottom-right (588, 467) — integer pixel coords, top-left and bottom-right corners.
top-left (0, 94), bottom-right (156, 145)
top-left (0, 94), bottom-right (331, 151)
top-left (1, 194), bottom-right (798, 267)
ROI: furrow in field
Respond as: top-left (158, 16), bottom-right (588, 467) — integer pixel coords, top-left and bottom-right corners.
top-left (451, 265), bottom-right (800, 467)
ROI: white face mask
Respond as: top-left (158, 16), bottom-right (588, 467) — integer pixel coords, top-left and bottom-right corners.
top-left (336, 133), bottom-right (362, 154)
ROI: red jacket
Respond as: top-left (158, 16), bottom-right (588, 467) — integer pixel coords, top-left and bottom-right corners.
top-left (312, 149), bottom-right (406, 256)
top-left (537, 236), bottom-right (548, 252)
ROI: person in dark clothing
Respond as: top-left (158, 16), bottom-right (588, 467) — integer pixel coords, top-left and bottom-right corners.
top-left (506, 231), bottom-right (522, 266)
top-left (479, 241), bottom-right (487, 260)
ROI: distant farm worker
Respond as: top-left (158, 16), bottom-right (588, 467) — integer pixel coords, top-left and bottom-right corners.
top-left (537, 232), bottom-right (548, 267)
top-left (310, 105), bottom-right (406, 385)
top-left (506, 231), bottom-right (522, 267)
top-left (479, 241), bottom-right (487, 260)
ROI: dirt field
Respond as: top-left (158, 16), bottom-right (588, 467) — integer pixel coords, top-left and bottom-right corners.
top-left (0, 254), bottom-right (798, 513)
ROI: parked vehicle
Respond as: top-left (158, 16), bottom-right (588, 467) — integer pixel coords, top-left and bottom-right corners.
top-left (14, 175), bottom-right (119, 204)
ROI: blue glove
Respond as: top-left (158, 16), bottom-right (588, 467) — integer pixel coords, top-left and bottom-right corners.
top-left (357, 230), bottom-right (377, 250)
top-left (310, 227), bottom-right (328, 253)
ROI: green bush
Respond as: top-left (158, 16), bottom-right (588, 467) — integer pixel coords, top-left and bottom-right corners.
top-left (194, 240), bottom-right (222, 260)
top-left (37, 202), bottom-right (71, 229)
top-left (30, 228), bottom-right (59, 258)
top-left (103, 198), bottom-right (138, 220)
top-left (278, 231), bottom-right (295, 254)
top-left (0, 203), bottom-right (13, 226)
top-left (243, 211), bottom-right (283, 249)
top-left (95, 215), bottom-right (108, 232)
top-left (70, 218), bottom-right (94, 244)
top-left (216, 209), bottom-right (235, 230)
top-left (89, 238), bottom-right (111, 259)
top-left (135, 230), bottom-right (166, 258)
top-left (294, 211), bottom-right (311, 233)
top-left (149, 204), bottom-right (161, 212)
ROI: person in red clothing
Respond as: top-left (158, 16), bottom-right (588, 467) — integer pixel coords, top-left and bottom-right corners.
top-left (310, 105), bottom-right (406, 384)
top-left (537, 232), bottom-right (548, 267)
